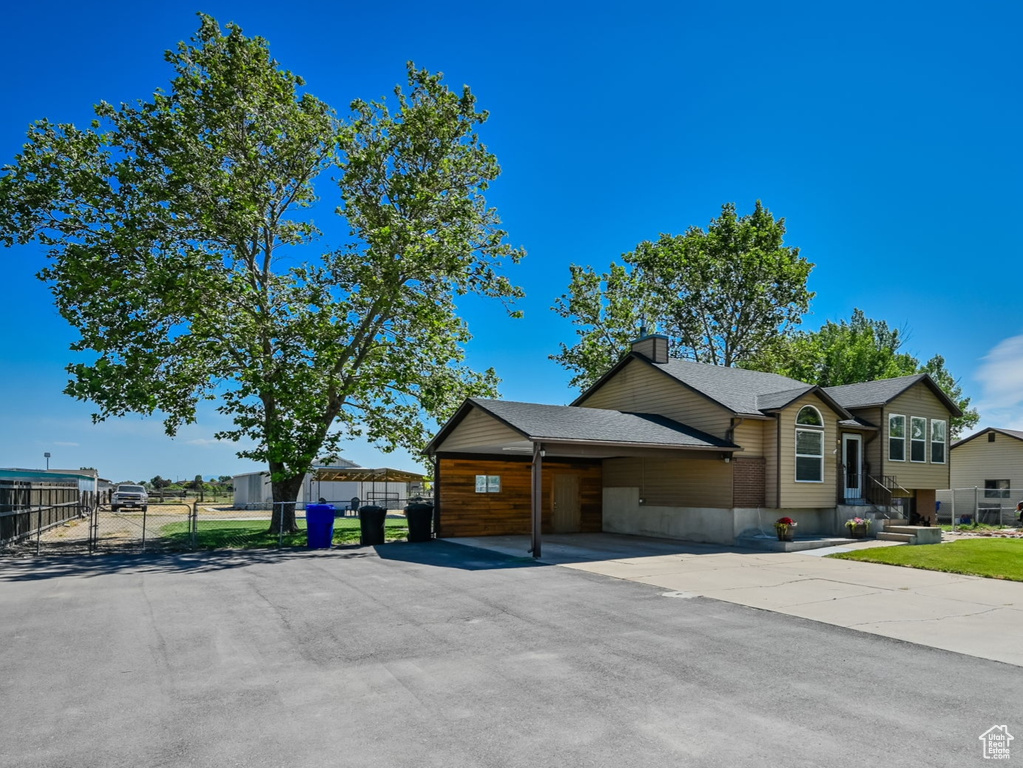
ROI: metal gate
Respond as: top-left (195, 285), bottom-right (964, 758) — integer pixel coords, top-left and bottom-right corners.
top-left (1, 496), bottom-right (198, 556)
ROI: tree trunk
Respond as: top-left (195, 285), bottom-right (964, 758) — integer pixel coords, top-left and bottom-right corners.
top-left (268, 471), bottom-right (305, 534)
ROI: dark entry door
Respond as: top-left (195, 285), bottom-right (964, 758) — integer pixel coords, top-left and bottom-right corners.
top-left (552, 474), bottom-right (581, 533)
top-left (843, 434), bottom-right (862, 500)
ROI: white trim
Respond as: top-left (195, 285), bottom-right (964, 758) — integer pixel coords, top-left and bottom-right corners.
top-left (930, 419), bottom-right (947, 464)
top-left (889, 413), bottom-right (906, 462)
top-left (910, 416), bottom-right (927, 463)
top-left (795, 427), bottom-right (825, 483)
top-left (796, 405), bottom-right (824, 427)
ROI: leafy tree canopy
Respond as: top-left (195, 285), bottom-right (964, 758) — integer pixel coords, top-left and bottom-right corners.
top-left (0, 15), bottom-right (523, 531)
top-left (551, 201), bottom-right (813, 389)
top-left (743, 309), bottom-right (979, 437)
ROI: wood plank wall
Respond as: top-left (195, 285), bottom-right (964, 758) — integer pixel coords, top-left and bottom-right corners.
top-left (437, 457), bottom-right (602, 537)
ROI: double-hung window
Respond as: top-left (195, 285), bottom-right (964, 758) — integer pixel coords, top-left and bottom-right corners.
top-left (930, 419), bottom-right (947, 464)
top-left (795, 406), bottom-right (824, 483)
top-left (910, 417), bottom-right (927, 462)
top-left (889, 414), bottom-right (906, 461)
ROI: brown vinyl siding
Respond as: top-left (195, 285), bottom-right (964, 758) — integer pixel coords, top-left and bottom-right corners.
top-left (434, 407), bottom-right (524, 452)
top-left (733, 420), bottom-right (765, 456)
top-left (603, 454), bottom-right (732, 508)
top-left (437, 457), bottom-right (601, 537)
top-left (577, 359), bottom-right (732, 438)
top-left (764, 416), bottom-right (779, 508)
top-left (777, 393), bottom-right (838, 508)
top-left (882, 385), bottom-right (952, 490)
top-left (852, 406), bottom-right (883, 475)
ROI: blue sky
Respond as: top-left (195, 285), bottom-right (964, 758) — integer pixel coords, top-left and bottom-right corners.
top-left (2, 1), bottom-right (1021, 482)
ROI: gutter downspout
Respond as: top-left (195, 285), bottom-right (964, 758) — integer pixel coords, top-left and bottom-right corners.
top-left (775, 413), bottom-right (782, 509)
top-left (726, 417), bottom-right (744, 445)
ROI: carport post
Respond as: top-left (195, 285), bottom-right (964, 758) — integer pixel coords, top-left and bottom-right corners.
top-left (530, 442), bottom-right (543, 558)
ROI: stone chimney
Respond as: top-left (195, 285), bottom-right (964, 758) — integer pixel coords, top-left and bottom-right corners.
top-left (631, 332), bottom-right (669, 364)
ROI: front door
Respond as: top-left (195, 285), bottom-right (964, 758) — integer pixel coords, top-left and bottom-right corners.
top-left (552, 474), bottom-right (581, 533)
top-left (842, 434), bottom-right (862, 500)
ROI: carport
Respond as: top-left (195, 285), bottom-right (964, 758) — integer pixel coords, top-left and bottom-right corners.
top-left (427, 398), bottom-right (738, 557)
top-left (310, 467), bottom-right (427, 511)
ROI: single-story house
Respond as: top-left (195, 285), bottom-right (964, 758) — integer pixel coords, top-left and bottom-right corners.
top-left (426, 333), bottom-right (961, 551)
top-left (950, 427), bottom-right (1023, 506)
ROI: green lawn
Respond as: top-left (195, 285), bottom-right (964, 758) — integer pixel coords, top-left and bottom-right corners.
top-left (829, 538), bottom-right (1023, 581)
top-left (159, 517), bottom-right (410, 549)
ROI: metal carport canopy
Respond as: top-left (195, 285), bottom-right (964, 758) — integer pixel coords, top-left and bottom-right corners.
top-left (311, 467), bottom-right (426, 483)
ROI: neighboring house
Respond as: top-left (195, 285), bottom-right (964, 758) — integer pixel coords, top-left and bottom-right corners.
top-left (427, 334), bottom-right (960, 546)
top-left (951, 427), bottom-right (1023, 500)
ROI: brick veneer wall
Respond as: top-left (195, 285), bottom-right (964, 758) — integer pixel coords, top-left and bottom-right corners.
top-left (732, 457), bottom-right (766, 508)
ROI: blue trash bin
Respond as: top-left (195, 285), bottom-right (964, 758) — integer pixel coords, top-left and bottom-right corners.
top-left (306, 504), bottom-right (336, 549)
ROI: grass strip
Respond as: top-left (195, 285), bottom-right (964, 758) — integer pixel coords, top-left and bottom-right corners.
top-left (158, 517), bottom-right (410, 549)
top-left (828, 538), bottom-right (1023, 581)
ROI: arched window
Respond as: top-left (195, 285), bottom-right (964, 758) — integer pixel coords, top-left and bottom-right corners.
top-left (795, 406), bottom-right (824, 482)
top-left (796, 406), bottom-right (823, 427)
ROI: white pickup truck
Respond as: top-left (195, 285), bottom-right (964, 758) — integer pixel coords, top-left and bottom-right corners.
top-left (111, 484), bottom-right (149, 512)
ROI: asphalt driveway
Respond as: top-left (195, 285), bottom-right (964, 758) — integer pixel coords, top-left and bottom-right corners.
top-left (1, 542), bottom-right (1019, 767)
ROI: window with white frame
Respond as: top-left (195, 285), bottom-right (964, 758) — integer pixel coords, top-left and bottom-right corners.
top-left (910, 417), bottom-right (927, 462)
top-left (889, 414), bottom-right (906, 461)
top-left (930, 419), bottom-right (947, 464)
top-left (795, 406), bottom-right (824, 482)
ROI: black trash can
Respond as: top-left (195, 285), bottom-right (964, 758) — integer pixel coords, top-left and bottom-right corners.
top-left (404, 502), bottom-right (434, 543)
top-left (358, 505), bottom-right (387, 546)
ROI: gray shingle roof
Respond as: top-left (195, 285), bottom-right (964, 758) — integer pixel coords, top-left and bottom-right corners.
top-left (472, 399), bottom-right (737, 450)
top-left (756, 386), bottom-right (816, 412)
top-left (645, 358), bottom-right (813, 414)
top-left (952, 426), bottom-right (1023, 449)
top-left (823, 374), bottom-right (928, 408)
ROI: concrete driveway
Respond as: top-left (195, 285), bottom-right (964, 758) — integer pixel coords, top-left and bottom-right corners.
top-left (2, 542), bottom-right (1021, 767)
top-left (447, 533), bottom-right (1023, 667)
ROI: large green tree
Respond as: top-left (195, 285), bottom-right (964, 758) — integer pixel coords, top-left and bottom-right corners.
top-left (744, 309), bottom-right (979, 437)
top-left (743, 309), bottom-right (918, 386)
top-left (550, 263), bottom-right (655, 390)
top-left (0, 16), bottom-right (523, 532)
top-left (552, 201), bottom-right (814, 389)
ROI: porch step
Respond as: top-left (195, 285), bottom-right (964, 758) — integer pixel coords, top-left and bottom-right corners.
top-left (877, 532), bottom-right (915, 543)
top-left (878, 526), bottom-right (943, 545)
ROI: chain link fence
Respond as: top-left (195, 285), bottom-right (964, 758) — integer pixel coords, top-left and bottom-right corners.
top-left (936, 488), bottom-right (1023, 529)
top-left (2, 498), bottom-right (421, 556)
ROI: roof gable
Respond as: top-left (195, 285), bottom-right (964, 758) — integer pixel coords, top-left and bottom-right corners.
top-left (472, 399), bottom-right (737, 449)
top-left (952, 426), bottom-right (1023, 449)
top-left (428, 397), bottom-right (739, 454)
top-left (824, 373), bottom-right (961, 416)
top-left (575, 353), bottom-right (858, 419)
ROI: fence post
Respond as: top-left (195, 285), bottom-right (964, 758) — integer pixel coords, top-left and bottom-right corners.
top-left (36, 503), bottom-right (42, 555)
top-left (951, 490), bottom-right (956, 532)
top-left (141, 503), bottom-right (148, 553)
top-left (974, 487), bottom-right (979, 525)
top-left (191, 500), bottom-right (198, 550)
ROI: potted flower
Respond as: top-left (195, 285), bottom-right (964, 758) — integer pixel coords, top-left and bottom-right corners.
top-left (845, 517), bottom-right (871, 539)
top-left (774, 516), bottom-right (797, 542)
